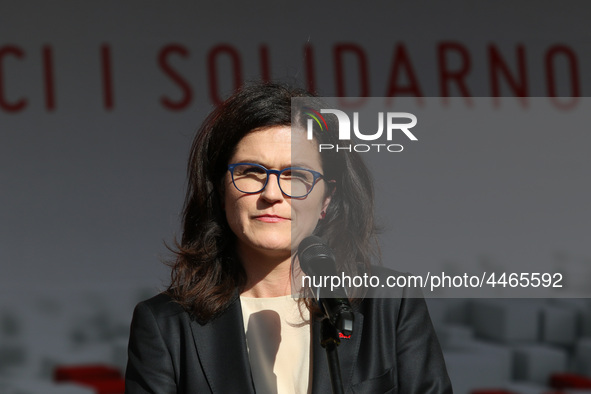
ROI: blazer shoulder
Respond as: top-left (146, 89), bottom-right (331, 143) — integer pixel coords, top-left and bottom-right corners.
top-left (135, 292), bottom-right (187, 320)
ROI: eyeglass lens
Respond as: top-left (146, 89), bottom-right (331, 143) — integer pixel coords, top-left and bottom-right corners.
top-left (231, 164), bottom-right (317, 197)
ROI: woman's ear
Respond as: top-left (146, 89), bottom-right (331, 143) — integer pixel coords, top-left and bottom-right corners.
top-left (319, 186), bottom-right (333, 219)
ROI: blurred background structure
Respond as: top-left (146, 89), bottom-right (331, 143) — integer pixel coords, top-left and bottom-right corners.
top-left (2, 1), bottom-right (591, 392)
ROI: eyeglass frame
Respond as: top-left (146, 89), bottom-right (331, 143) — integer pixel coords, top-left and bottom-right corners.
top-left (227, 162), bottom-right (329, 198)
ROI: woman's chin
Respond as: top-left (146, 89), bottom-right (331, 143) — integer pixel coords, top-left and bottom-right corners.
top-left (259, 242), bottom-right (292, 255)
top-left (254, 240), bottom-right (293, 257)
top-left (238, 236), bottom-right (292, 257)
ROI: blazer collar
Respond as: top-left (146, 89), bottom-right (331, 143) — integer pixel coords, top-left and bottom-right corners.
top-left (189, 297), bottom-right (256, 394)
top-left (311, 311), bottom-right (364, 394)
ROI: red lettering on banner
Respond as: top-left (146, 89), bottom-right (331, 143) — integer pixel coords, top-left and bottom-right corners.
top-left (0, 41), bottom-right (585, 113)
top-left (259, 44), bottom-right (271, 82)
top-left (101, 44), bottom-right (114, 110)
top-left (386, 44), bottom-right (423, 105)
top-left (0, 45), bottom-right (27, 112)
top-left (159, 44), bottom-right (193, 111)
top-left (304, 44), bottom-right (316, 93)
top-left (438, 42), bottom-right (472, 105)
top-left (545, 45), bottom-right (580, 109)
top-left (334, 43), bottom-right (369, 106)
top-left (42, 45), bottom-right (56, 111)
top-left (208, 44), bottom-right (242, 106)
top-left (488, 44), bottom-right (528, 107)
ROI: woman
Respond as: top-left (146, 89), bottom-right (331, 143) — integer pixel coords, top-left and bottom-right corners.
top-left (125, 82), bottom-right (452, 393)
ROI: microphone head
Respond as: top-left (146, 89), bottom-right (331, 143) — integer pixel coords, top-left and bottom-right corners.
top-left (298, 236), bottom-right (355, 336)
top-left (297, 235), bottom-right (336, 277)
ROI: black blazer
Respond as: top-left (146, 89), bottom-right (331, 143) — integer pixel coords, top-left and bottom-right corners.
top-left (125, 275), bottom-right (452, 393)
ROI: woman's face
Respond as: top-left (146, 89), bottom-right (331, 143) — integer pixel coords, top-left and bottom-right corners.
top-left (223, 126), bottom-right (331, 259)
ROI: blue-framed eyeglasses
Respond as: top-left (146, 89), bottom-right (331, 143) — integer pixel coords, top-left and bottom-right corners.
top-left (227, 162), bottom-right (327, 198)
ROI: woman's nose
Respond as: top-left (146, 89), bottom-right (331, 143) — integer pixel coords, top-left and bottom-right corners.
top-left (260, 174), bottom-right (285, 202)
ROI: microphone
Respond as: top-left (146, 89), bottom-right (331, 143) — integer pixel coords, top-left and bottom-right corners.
top-left (298, 236), bottom-right (354, 336)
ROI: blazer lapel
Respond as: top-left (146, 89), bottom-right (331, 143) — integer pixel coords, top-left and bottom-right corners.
top-left (190, 298), bottom-right (255, 394)
top-left (311, 312), bottom-right (364, 394)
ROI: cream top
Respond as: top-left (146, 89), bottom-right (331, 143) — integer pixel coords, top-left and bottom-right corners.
top-left (240, 295), bottom-right (311, 394)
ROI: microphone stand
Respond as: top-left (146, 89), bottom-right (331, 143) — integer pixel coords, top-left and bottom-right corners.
top-left (320, 317), bottom-right (345, 394)
top-left (297, 236), bottom-right (354, 394)
top-left (315, 287), bottom-right (348, 394)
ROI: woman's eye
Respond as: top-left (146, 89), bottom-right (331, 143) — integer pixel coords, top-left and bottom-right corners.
top-left (283, 170), bottom-right (313, 183)
top-left (240, 166), bottom-right (265, 175)
top-left (292, 171), bottom-right (307, 179)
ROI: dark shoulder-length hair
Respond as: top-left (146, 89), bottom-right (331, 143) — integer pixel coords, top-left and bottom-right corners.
top-left (167, 82), bottom-right (379, 323)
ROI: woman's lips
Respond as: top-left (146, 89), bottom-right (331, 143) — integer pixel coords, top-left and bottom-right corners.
top-left (254, 214), bottom-right (289, 223)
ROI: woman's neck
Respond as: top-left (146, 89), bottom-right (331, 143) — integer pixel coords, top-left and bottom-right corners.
top-left (238, 245), bottom-right (292, 298)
